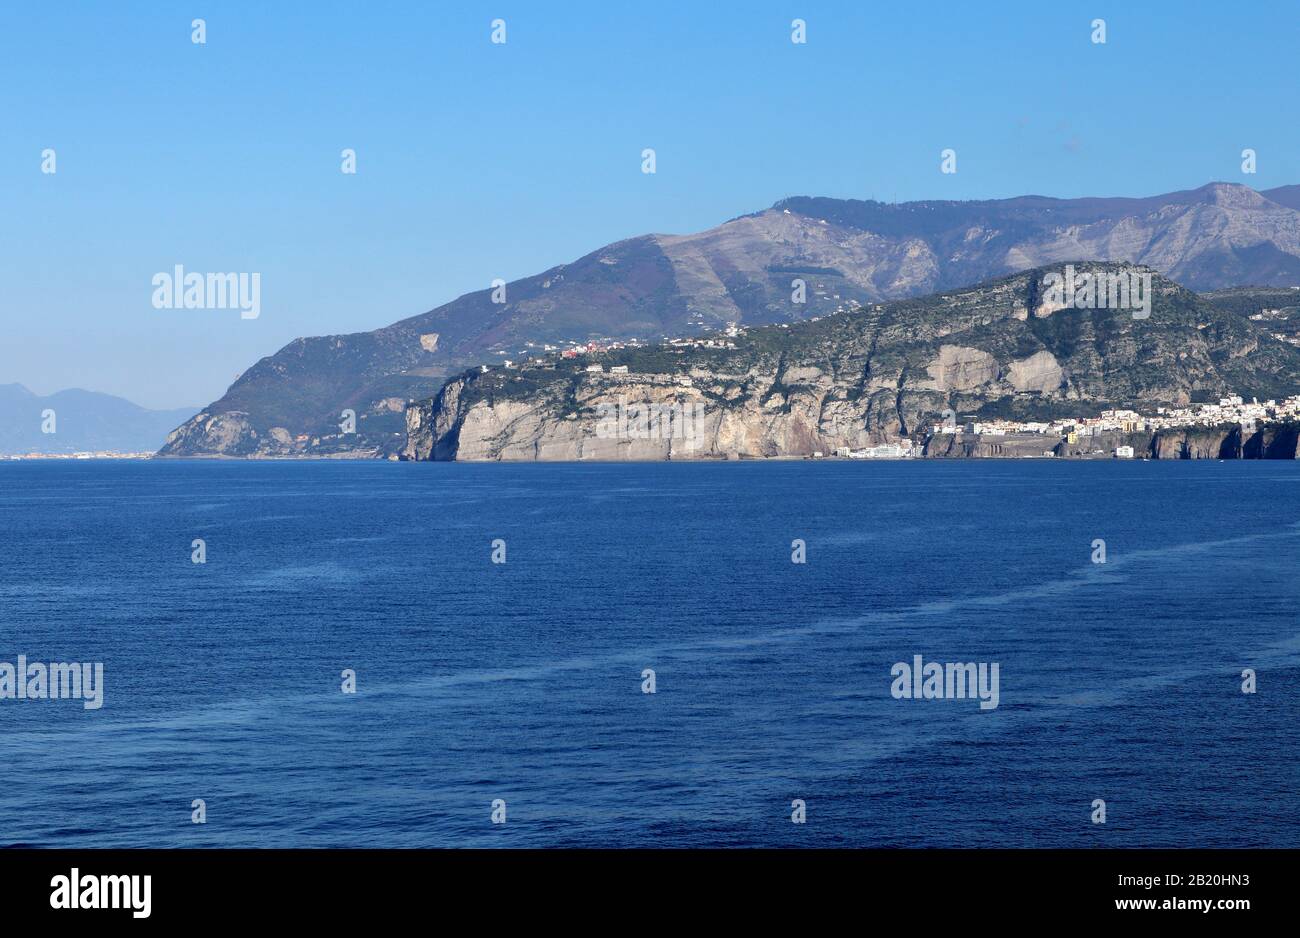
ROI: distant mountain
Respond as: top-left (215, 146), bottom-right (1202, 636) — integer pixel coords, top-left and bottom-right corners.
top-left (1259, 184), bottom-right (1300, 211)
top-left (160, 182), bottom-right (1300, 458)
top-left (406, 263), bottom-right (1300, 461)
top-left (0, 384), bottom-right (197, 455)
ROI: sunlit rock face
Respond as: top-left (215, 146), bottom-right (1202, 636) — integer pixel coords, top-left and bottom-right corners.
top-left (406, 264), bottom-right (1300, 461)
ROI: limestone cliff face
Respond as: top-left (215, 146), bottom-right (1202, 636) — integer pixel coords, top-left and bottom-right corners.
top-left (405, 264), bottom-right (1300, 461)
top-left (160, 411), bottom-right (266, 457)
top-left (1140, 425), bottom-right (1300, 459)
top-left (1150, 428), bottom-right (1240, 459)
top-left (1252, 425), bottom-right (1300, 457)
top-left (406, 371), bottom-right (840, 461)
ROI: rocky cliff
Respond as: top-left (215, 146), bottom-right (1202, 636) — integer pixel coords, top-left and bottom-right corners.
top-left (163, 182), bottom-right (1300, 457)
top-left (405, 263), bottom-right (1300, 461)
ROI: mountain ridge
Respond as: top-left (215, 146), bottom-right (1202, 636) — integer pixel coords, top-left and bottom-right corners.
top-left (159, 182), bottom-right (1300, 458)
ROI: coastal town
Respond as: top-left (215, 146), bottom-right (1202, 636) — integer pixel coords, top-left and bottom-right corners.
top-left (1, 451), bottom-right (155, 461)
top-left (930, 394), bottom-right (1300, 440)
top-left (805, 395), bottom-right (1300, 460)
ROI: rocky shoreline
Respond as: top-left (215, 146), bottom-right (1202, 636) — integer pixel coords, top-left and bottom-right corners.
top-left (924, 425), bottom-right (1300, 459)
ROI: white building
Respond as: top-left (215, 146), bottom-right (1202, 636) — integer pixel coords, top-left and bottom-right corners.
top-left (848, 443), bottom-right (913, 459)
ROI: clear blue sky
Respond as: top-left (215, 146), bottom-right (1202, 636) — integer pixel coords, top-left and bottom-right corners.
top-left (2, 1), bottom-right (1296, 408)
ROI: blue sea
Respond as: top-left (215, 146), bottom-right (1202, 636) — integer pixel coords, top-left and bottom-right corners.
top-left (1, 460), bottom-right (1297, 848)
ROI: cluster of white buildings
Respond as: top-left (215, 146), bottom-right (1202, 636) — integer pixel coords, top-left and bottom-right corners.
top-left (667, 336), bottom-right (737, 350)
top-left (1147, 395), bottom-right (1300, 430)
top-left (493, 337), bottom-right (649, 368)
top-left (930, 395), bottom-right (1300, 441)
top-left (2, 451), bottom-right (154, 460)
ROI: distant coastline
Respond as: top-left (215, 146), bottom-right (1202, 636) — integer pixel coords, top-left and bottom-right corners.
top-left (1, 451), bottom-right (155, 461)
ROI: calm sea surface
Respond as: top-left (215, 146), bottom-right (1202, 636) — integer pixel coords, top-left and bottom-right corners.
top-left (1, 459), bottom-right (1297, 847)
